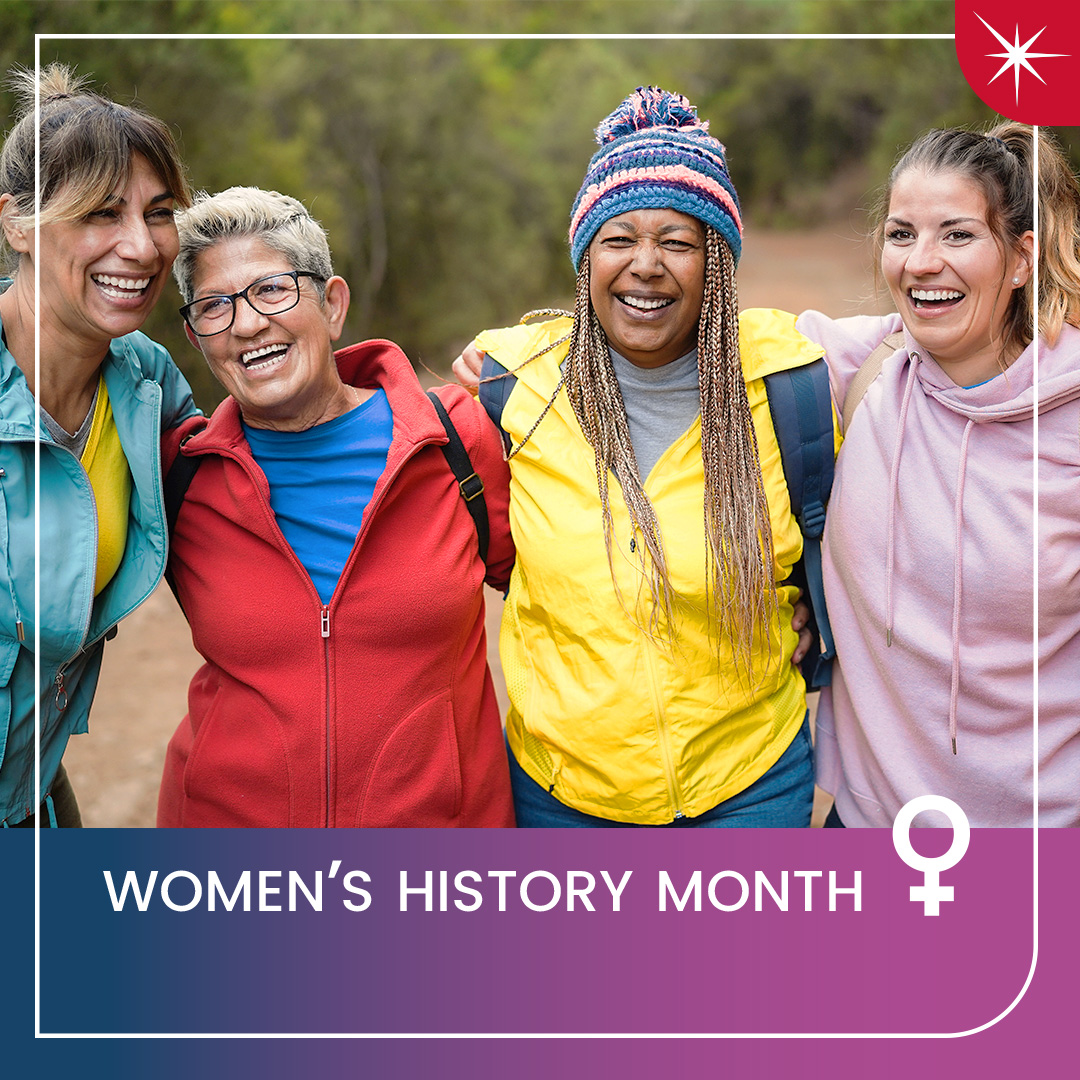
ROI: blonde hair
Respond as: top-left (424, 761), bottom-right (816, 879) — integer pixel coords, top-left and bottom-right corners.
top-left (0, 63), bottom-right (190, 272)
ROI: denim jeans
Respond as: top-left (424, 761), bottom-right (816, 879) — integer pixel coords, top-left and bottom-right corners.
top-left (508, 714), bottom-right (814, 828)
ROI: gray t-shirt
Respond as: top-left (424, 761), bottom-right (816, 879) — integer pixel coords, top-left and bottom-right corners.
top-left (40, 384), bottom-right (99, 459)
top-left (609, 347), bottom-right (700, 479)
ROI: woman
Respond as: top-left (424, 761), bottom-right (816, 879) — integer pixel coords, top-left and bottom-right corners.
top-left (157, 187), bottom-right (515, 828)
top-left (457, 87), bottom-right (820, 827)
top-left (798, 123), bottom-right (1080, 827)
top-left (0, 65), bottom-right (197, 828)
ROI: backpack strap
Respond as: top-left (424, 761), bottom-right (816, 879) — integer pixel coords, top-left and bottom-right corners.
top-left (426, 391), bottom-right (490, 566)
top-left (163, 422), bottom-right (207, 611)
top-left (841, 331), bottom-right (904, 434)
top-left (764, 357), bottom-right (835, 690)
top-left (477, 352), bottom-right (516, 455)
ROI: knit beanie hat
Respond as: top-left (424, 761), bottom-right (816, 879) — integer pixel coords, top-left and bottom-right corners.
top-left (568, 86), bottom-right (742, 270)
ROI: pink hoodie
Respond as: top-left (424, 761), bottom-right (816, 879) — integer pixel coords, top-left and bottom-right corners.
top-left (796, 310), bottom-right (1080, 827)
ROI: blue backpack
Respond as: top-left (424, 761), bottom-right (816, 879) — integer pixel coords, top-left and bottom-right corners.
top-left (763, 358), bottom-right (835, 689)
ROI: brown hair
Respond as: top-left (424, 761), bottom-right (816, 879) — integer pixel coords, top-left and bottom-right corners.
top-left (873, 122), bottom-right (1080, 352)
top-left (0, 63), bottom-right (191, 271)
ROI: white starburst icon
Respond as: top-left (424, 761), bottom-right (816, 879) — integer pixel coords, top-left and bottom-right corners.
top-left (976, 13), bottom-right (1070, 104)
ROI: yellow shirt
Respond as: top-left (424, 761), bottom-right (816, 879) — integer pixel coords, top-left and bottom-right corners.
top-left (81, 377), bottom-right (132, 595)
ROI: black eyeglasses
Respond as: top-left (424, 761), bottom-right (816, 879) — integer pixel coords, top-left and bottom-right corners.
top-left (180, 270), bottom-right (325, 337)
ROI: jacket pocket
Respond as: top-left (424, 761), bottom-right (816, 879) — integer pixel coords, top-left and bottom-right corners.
top-left (357, 692), bottom-right (463, 827)
top-left (178, 680), bottom-right (292, 827)
top-left (0, 638), bottom-right (19, 772)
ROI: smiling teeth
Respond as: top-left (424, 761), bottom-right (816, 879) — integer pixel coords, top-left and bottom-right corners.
top-left (910, 289), bottom-right (963, 301)
top-left (621, 296), bottom-right (673, 310)
top-left (93, 274), bottom-right (150, 291)
top-left (241, 344), bottom-right (287, 368)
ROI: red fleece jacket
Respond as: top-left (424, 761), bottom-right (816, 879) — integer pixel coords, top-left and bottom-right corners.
top-left (157, 340), bottom-right (515, 828)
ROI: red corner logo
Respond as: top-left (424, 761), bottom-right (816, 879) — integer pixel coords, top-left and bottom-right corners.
top-left (955, 3), bottom-right (1079, 123)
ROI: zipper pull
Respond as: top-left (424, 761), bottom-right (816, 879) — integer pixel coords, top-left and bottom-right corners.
top-left (321, 606), bottom-right (331, 639)
top-left (54, 670), bottom-right (68, 712)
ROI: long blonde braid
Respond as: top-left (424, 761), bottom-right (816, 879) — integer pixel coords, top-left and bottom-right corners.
top-left (697, 227), bottom-right (777, 674)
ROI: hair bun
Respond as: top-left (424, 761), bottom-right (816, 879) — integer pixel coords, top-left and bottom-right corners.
top-left (594, 86), bottom-right (709, 145)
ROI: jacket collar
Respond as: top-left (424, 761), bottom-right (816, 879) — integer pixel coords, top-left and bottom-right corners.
top-left (1, 279), bottom-right (158, 440)
top-left (184, 337), bottom-right (446, 454)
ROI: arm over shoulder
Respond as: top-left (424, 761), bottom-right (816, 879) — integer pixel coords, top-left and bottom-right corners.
top-left (795, 310), bottom-right (904, 413)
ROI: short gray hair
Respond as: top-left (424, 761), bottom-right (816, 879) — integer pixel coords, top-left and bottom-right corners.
top-left (173, 186), bottom-right (334, 302)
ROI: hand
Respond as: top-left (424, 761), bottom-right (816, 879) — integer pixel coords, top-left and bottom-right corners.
top-left (452, 342), bottom-right (485, 394)
top-left (791, 595), bottom-right (813, 669)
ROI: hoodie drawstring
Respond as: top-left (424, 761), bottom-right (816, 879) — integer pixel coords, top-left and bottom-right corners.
top-left (948, 419), bottom-right (975, 755)
top-left (884, 359), bottom-right (920, 648)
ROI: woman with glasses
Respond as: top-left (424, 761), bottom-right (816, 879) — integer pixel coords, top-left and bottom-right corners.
top-left (156, 186), bottom-right (515, 828)
top-left (0, 65), bottom-right (197, 828)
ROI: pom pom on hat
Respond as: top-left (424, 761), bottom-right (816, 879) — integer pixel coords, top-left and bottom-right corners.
top-left (595, 86), bottom-right (709, 145)
top-left (569, 86), bottom-right (742, 269)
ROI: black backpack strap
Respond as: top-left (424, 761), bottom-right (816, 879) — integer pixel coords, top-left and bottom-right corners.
top-left (163, 425), bottom-right (206, 611)
top-left (426, 391), bottom-right (490, 566)
top-left (764, 357), bottom-right (836, 689)
top-left (478, 352), bottom-right (516, 454)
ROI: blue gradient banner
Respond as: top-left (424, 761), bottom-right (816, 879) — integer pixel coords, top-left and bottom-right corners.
top-left (3, 828), bottom-right (1077, 1074)
top-left (36, 827), bottom-right (1032, 1037)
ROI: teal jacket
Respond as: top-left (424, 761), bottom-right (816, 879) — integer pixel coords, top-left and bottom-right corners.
top-left (0, 282), bottom-right (198, 825)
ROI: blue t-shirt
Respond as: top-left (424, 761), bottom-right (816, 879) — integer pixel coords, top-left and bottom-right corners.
top-left (243, 388), bottom-right (394, 603)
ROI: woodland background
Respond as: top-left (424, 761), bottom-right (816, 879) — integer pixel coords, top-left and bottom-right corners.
top-left (1, 0), bottom-right (1074, 823)
top-left (6, 0), bottom-right (1076, 409)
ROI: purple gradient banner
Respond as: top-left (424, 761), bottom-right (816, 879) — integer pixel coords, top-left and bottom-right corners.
top-left (4, 829), bottom-right (1078, 1075)
top-left (38, 827), bottom-right (1032, 1036)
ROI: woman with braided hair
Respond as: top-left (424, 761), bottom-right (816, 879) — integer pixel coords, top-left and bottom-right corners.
top-left (455, 87), bottom-right (822, 827)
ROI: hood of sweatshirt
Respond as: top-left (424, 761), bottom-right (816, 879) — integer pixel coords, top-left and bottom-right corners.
top-left (906, 319), bottom-right (1080, 424)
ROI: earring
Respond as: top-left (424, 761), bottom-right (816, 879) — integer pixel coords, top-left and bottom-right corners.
top-left (1012, 277), bottom-right (1021, 284)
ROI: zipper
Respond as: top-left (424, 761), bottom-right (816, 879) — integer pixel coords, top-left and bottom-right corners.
top-left (322, 605), bottom-right (332, 827)
top-left (642, 641), bottom-right (685, 819)
top-left (54, 667), bottom-right (68, 712)
top-left (37, 437), bottom-right (98, 701)
top-left (197, 423), bottom-right (444, 830)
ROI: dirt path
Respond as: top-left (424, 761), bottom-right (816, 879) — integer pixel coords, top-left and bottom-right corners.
top-left (62, 226), bottom-right (884, 827)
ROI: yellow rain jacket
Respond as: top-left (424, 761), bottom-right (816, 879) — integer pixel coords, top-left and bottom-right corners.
top-left (475, 309), bottom-right (826, 824)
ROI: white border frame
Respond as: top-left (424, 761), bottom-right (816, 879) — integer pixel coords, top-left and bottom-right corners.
top-left (31, 27), bottom-right (1039, 1042)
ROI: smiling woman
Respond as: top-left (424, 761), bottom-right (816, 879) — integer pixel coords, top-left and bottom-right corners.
top-left (158, 187), bottom-right (515, 828)
top-left (0, 64), bottom-right (197, 828)
top-left (880, 165), bottom-right (1033, 385)
top-left (797, 122), bottom-right (1080, 827)
top-left (454, 87), bottom-right (821, 828)
top-left (587, 209), bottom-right (706, 368)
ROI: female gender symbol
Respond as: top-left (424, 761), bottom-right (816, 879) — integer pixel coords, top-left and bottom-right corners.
top-left (892, 795), bottom-right (970, 916)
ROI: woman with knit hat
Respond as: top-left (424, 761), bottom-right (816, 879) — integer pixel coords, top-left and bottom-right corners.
top-left (455, 87), bottom-right (823, 827)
